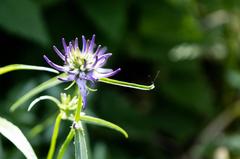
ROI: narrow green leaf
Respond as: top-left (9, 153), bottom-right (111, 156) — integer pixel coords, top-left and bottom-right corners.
top-left (81, 115), bottom-right (128, 138)
top-left (47, 113), bottom-right (62, 159)
top-left (75, 123), bottom-right (88, 159)
top-left (64, 81), bottom-right (75, 90)
top-left (10, 74), bottom-right (65, 112)
top-left (0, 64), bottom-right (59, 75)
top-left (57, 129), bottom-right (75, 159)
top-left (0, 116), bottom-right (37, 159)
top-left (28, 95), bottom-right (60, 111)
top-left (99, 78), bottom-right (155, 91)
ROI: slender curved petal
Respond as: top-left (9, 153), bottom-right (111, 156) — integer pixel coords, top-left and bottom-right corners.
top-left (53, 46), bottom-right (65, 60)
top-left (93, 68), bottom-right (121, 78)
top-left (43, 55), bottom-right (66, 72)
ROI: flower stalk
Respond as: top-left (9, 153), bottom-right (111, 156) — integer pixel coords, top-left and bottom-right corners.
top-left (57, 129), bottom-right (75, 159)
top-left (47, 113), bottom-right (62, 159)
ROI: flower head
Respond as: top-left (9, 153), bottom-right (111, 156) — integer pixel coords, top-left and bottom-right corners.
top-left (44, 35), bottom-right (121, 109)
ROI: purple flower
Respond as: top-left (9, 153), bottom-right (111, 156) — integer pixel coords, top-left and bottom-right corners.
top-left (44, 35), bottom-right (121, 109)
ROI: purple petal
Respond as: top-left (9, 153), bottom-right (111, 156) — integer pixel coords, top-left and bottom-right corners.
top-left (98, 53), bottom-right (112, 59)
top-left (69, 42), bottom-right (73, 51)
top-left (62, 38), bottom-right (68, 54)
top-left (94, 45), bottom-right (101, 56)
top-left (85, 40), bottom-right (90, 53)
top-left (95, 68), bottom-right (113, 73)
top-left (93, 68), bottom-right (121, 79)
top-left (97, 47), bottom-right (107, 56)
top-left (94, 53), bottom-right (112, 68)
top-left (82, 36), bottom-right (86, 53)
top-left (43, 55), bottom-right (66, 72)
top-left (74, 37), bottom-right (79, 49)
top-left (53, 46), bottom-right (65, 60)
top-left (58, 77), bottom-right (71, 82)
top-left (89, 34), bottom-right (95, 53)
top-left (58, 74), bottom-right (76, 82)
top-left (64, 44), bottom-right (72, 60)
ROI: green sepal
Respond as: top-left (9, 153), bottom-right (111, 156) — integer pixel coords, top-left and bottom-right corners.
top-left (81, 115), bottom-right (128, 138)
top-left (64, 81), bottom-right (76, 90)
top-left (0, 64), bottom-right (59, 75)
top-left (99, 78), bottom-right (155, 90)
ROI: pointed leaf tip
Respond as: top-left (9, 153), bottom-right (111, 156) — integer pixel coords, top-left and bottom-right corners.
top-left (81, 115), bottom-right (128, 138)
top-left (99, 78), bottom-right (155, 91)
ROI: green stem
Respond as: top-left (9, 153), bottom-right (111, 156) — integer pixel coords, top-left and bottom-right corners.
top-left (56, 129), bottom-right (75, 159)
top-left (47, 113), bottom-right (62, 159)
top-left (74, 95), bottom-right (83, 122)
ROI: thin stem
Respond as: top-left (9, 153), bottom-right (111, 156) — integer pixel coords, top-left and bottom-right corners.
top-left (47, 113), bottom-right (62, 159)
top-left (56, 129), bottom-right (75, 159)
top-left (74, 95), bottom-right (83, 122)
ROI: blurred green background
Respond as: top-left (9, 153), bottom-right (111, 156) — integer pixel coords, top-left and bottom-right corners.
top-left (1, 0), bottom-right (240, 158)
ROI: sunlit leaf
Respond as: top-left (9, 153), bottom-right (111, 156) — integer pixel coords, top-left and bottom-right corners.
top-left (57, 129), bottom-right (75, 159)
top-left (10, 74), bottom-right (65, 111)
top-left (28, 95), bottom-right (60, 111)
top-left (75, 123), bottom-right (88, 159)
top-left (0, 116), bottom-right (37, 159)
top-left (81, 115), bottom-right (128, 138)
top-left (99, 78), bottom-right (154, 91)
top-left (0, 64), bottom-right (59, 75)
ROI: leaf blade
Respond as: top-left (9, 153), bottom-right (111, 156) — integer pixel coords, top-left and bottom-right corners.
top-left (0, 64), bottom-right (59, 75)
top-left (81, 115), bottom-right (128, 138)
top-left (99, 78), bottom-right (155, 91)
top-left (0, 116), bottom-right (37, 159)
top-left (10, 74), bottom-right (65, 111)
top-left (75, 123), bottom-right (88, 159)
top-left (28, 95), bottom-right (60, 111)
